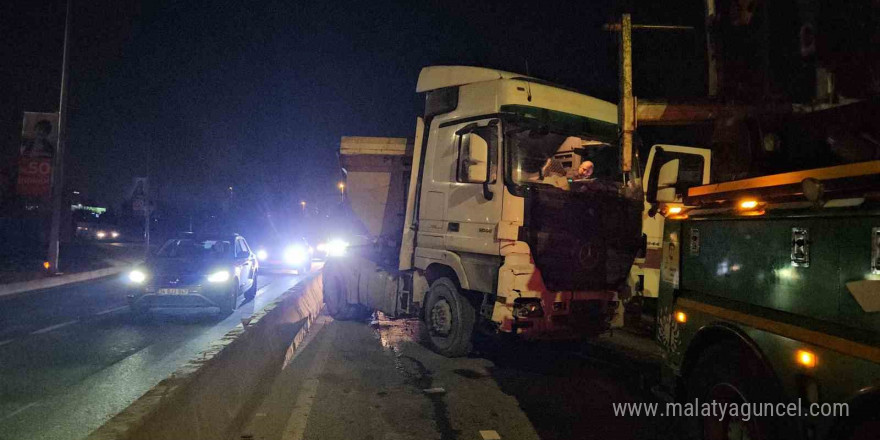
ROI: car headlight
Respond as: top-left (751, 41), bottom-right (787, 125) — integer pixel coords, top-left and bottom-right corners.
top-left (257, 249), bottom-right (268, 261)
top-left (96, 231), bottom-right (106, 239)
top-left (207, 270), bottom-right (231, 283)
top-left (283, 246), bottom-right (308, 264)
top-left (111, 231), bottom-right (120, 238)
top-left (326, 239), bottom-right (349, 257)
top-left (129, 270), bottom-right (147, 283)
top-left (316, 243), bottom-right (327, 252)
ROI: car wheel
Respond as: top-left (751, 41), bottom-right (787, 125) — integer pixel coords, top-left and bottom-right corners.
top-left (244, 273), bottom-right (258, 300)
top-left (686, 340), bottom-right (790, 440)
top-left (220, 281), bottom-right (239, 315)
top-left (423, 277), bottom-right (475, 357)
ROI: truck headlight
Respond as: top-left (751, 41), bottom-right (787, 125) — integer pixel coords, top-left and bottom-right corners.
top-left (129, 270), bottom-right (147, 283)
top-left (207, 270), bottom-right (230, 283)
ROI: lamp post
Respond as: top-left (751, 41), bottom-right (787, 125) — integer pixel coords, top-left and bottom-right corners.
top-left (337, 182), bottom-right (345, 202)
top-left (47, 0), bottom-right (72, 274)
top-left (300, 200), bottom-right (306, 214)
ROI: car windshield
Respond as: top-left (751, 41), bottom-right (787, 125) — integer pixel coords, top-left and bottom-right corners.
top-left (155, 239), bottom-right (233, 259)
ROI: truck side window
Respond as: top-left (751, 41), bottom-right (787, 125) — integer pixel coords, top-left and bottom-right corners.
top-left (667, 152), bottom-right (704, 192)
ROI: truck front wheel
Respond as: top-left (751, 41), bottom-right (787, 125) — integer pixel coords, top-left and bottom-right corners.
top-left (424, 277), bottom-right (475, 357)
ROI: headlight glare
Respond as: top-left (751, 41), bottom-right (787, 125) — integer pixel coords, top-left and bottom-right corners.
top-left (326, 239), bottom-right (349, 257)
top-left (257, 249), bottom-right (268, 261)
top-left (129, 270), bottom-right (147, 283)
top-left (207, 270), bottom-right (231, 283)
top-left (283, 246), bottom-right (308, 265)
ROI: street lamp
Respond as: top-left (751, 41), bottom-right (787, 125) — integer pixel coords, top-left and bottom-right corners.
top-left (338, 182), bottom-right (345, 202)
top-left (300, 200), bottom-right (306, 214)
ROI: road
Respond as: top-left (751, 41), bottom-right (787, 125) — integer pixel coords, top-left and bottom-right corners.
top-left (238, 315), bottom-right (677, 440)
top-left (0, 269), bottom-right (308, 440)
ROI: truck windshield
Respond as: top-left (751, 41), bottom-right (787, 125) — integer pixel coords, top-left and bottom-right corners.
top-left (503, 110), bottom-right (634, 192)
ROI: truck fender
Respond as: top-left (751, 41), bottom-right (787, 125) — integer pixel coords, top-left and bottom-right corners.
top-left (414, 249), bottom-right (470, 291)
top-left (681, 322), bottom-right (778, 386)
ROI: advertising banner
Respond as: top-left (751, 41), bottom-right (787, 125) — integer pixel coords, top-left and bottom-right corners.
top-left (16, 112), bottom-right (59, 198)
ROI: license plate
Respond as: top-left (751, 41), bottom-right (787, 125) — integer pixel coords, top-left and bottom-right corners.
top-left (157, 288), bottom-right (189, 295)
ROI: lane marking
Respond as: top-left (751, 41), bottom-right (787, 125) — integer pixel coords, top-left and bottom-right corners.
top-left (31, 319), bottom-right (79, 335)
top-left (94, 305), bottom-right (129, 316)
top-left (280, 320), bottom-right (334, 440)
top-left (0, 401), bottom-right (39, 422)
top-left (0, 339), bottom-right (15, 347)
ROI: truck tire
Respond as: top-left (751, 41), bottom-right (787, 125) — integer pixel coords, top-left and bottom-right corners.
top-left (424, 277), bottom-right (475, 357)
top-left (323, 268), bottom-right (371, 321)
top-left (686, 340), bottom-right (790, 440)
top-left (220, 281), bottom-right (239, 315)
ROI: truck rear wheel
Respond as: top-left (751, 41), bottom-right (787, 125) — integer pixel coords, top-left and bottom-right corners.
top-left (424, 277), bottom-right (475, 357)
top-left (686, 340), bottom-right (789, 440)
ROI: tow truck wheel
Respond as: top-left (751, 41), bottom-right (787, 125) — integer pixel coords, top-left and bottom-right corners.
top-left (424, 277), bottom-right (475, 357)
top-left (687, 340), bottom-right (788, 440)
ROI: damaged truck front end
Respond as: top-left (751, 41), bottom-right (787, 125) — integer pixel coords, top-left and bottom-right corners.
top-left (490, 111), bottom-right (644, 339)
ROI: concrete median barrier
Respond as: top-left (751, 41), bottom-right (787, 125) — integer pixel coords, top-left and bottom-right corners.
top-left (86, 272), bottom-right (325, 440)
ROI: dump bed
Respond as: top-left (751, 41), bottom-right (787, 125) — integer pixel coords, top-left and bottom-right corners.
top-left (339, 137), bottom-right (413, 247)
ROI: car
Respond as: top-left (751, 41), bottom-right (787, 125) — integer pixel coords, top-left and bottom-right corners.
top-left (126, 233), bottom-right (258, 315)
top-left (253, 237), bottom-right (313, 274)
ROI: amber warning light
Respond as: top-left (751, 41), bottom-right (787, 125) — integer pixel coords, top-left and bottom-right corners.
top-left (796, 349), bottom-right (818, 368)
top-left (739, 200), bottom-right (759, 210)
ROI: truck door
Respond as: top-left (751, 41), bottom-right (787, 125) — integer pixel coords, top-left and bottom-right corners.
top-left (632, 145), bottom-right (711, 298)
top-left (437, 119), bottom-right (502, 255)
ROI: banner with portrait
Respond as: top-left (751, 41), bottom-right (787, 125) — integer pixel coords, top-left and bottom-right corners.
top-left (16, 112), bottom-right (59, 197)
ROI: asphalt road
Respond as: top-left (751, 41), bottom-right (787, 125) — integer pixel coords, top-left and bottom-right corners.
top-left (0, 269), bottom-right (308, 440)
top-left (238, 315), bottom-right (675, 440)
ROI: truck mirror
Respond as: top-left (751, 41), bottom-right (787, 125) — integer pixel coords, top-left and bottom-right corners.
top-left (656, 159), bottom-right (680, 203)
top-left (460, 133), bottom-right (489, 184)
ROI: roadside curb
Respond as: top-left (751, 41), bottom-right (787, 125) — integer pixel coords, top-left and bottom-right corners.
top-left (0, 265), bottom-right (135, 300)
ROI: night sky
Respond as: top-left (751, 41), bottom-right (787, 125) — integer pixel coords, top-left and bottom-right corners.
top-left (1, 0), bottom-right (703, 211)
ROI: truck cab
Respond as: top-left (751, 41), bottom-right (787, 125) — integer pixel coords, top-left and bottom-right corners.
top-left (324, 66), bottom-right (645, 356)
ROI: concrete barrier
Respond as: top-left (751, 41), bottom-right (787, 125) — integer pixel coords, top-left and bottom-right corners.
top-left (86, 272), bottom-right (325, 440)
top-left (0, 266), bottom-right (131, 299)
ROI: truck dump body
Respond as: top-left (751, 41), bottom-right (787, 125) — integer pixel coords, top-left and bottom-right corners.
top-left (338, 136), bottom-right (413, 251)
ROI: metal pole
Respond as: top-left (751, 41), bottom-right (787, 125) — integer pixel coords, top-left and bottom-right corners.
top-left (619, 13), bottom-right (634, 173)
top-left (48, 0), bottom-right (72, 274)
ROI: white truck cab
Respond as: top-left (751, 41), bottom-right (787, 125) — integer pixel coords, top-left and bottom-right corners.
top-left (325, 66), bottom-right (645, 356)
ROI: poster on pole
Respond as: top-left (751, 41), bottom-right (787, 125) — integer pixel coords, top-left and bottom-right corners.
top-left (16, 112), bottom-right (59, 197)
top-left (130, 177), bottom-right (148, 213)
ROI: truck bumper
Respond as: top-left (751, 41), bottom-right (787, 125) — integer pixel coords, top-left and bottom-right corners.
top-left (495, 290), bottom-right (618, 340)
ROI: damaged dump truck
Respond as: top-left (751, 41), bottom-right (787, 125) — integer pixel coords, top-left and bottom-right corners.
top-left (323, 65), bottom-right (645, 356)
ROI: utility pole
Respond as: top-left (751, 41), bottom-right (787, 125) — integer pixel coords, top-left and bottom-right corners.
top-left (603, 15), bottom-right (693, 175)
top-left (47, 0), bottom-right (72, 274)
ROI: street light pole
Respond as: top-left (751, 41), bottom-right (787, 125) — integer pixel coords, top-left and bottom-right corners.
top-left (47, 0), bottom-right (72, 274)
